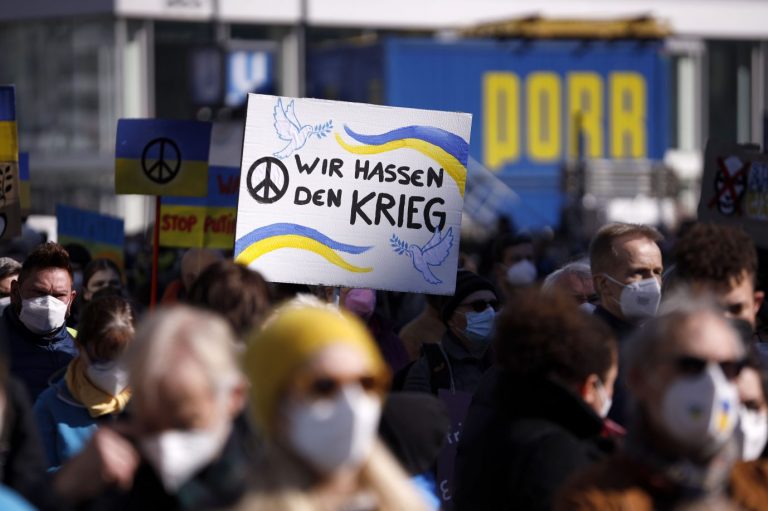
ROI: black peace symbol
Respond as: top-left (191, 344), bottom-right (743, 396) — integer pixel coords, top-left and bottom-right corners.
top-left (247, 157), bottom-right (289, 204)
top-left (141, 137), bottom-right (182, 184)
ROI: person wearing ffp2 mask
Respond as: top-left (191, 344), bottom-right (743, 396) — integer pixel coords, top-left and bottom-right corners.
top-left (33, 295), bottom-right (135, 471)
top-left (239, 304), bottom-right (429, 511)
top-left (52, 307), bottom-right (252, 510)
top-left (4, 243), bottom-right (78, 402)
top-left (554, 302), bottom-right (765, 510)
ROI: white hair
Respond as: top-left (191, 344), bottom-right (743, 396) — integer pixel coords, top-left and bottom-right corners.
top-left (126, 305), bottom-right (242, 401)
top-left (542, 261), bottom-right (592, 294)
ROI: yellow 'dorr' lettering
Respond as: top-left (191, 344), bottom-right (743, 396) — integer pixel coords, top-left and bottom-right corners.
top-left (335, 133), bottom-right (467, 197)
top-left (483, 72), bottom-right (520, 171)
top-left (235, 234), bottom-right (372, 273)
top-left (527, 72), bottom-right (561, 162)
top-left (568, 72), bottom-right (603, 158)
top-left (611, 72), bottom-right (646, 158)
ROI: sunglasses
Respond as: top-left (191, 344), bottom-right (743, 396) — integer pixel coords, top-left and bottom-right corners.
top-left (672, 355), bottom-right (746, 381)
top-left (459, 299), bottom-right (500, 313)
top-left (305, 375), bottom-right (382, 399)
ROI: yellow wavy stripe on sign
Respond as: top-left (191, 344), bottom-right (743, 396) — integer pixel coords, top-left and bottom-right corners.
top-left (335, 133), bottom-right (467, 197)
top-left (234, 234), bottom-right (373, 273)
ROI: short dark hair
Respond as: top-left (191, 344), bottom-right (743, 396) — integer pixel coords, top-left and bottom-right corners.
top-left (186, 261), bottom-right (272, 339)
top-left (674, 223), bottom-right (757, 287)
top-left (19, 242), bottom-right (73, 284)
top-left (495, 289), bottom-right (617, 385)
top-left (589, 222), bottom-right (663, 275)
top-left (77, 295), bottom-right (135, 362)
top-left (492, 233), bottom-right (533, 264)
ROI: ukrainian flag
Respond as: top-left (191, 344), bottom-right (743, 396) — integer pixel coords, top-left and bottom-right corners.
top-left (19, 152), bottom-right (30, 212)
top-left (115, 119), bottom-right (211, 197)
top-left (0, 86), bottom-right (18, 162)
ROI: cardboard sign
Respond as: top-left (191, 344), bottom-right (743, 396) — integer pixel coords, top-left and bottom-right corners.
top-left (159, 166), bottom-right (239, 249)
top-left (0, 86), bottom-right (22, 241)
top-left (115, 119), bottom-right (211, 197)
top-left (56, 205), bottom-right (125, 267)
top-left (697, 139), bottom-right (768, 248)
top-left (234, 94), bottom-right (472, 294)
top-left (19, 152), bottom-right (30, 214)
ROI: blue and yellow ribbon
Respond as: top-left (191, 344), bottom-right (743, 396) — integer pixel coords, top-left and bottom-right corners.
top-left (235, 223), bottom-right (373, 273)
top-left (335, 125), bottom-right (469, 196)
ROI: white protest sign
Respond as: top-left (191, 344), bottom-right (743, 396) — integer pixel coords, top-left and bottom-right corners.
top-left (234, 94), bottom-right (472, 295)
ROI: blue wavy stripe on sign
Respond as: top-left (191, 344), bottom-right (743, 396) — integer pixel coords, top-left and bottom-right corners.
top-left (0, 86), bottom-right (15, 121)
top-left (343, 124), bottom-right (469, 166)
top-left (115, 119), bottom-right (212, 161)
top-left (234, 223), bottom-right (372, 257)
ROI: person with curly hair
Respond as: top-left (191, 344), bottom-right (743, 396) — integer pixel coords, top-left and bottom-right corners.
top-left (453, 289), bottom-right (618, 511)
top-left (674, 223), bottom-right (764, 334)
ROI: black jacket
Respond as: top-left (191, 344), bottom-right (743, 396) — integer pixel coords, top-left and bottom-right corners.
top-left (453, 368), bottom-right (611, 511)
top-left (593, 305), bottom-right (635, 426)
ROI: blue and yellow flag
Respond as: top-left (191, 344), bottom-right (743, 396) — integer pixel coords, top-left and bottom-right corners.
top-left (115, 119), bottom-right (211, 197)
top-left (0, 86), bottom-right (18, 163)
top-left (18, 152), bottom-right (30, 213)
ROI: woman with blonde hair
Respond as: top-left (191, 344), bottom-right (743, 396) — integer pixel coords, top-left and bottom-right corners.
top-left (240, 303), bottom-right (429, 511)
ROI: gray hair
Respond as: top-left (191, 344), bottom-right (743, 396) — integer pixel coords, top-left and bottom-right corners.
top-left (623, 291), bottom-right (744, 377)
top-left (0, 257), bottom-right (21, 280)
top-left (542, 261), bottom-right (592, 294)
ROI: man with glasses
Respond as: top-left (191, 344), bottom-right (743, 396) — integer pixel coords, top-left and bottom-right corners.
top-left (589, 222), bottom-right (664, 426)
top-left (555, 300), bottom-right (765, 510)
top-left (403, 270), bottom-right (498, 395)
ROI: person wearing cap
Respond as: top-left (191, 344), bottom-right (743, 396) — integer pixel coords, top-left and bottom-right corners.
top-left (0, 257), bottom-right (21, 313)
top-left (402, 270), bottom-right (499, 395)
top-left (238, 302), bottom-right (428, 511)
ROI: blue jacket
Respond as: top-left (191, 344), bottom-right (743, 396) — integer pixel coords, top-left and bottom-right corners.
top-left (33, 377), bottom-right (105, 471)
top-left (1, 307), bottom-right (78, 402)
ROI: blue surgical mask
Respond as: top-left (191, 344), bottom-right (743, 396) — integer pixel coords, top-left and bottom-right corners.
top-left (464, 307), bottom-right (496, 343)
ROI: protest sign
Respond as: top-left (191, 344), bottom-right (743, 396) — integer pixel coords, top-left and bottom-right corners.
top-left (0, 86), bottom-right (22, 241)
top-left (697, 139), bottom-right (768, 248)
top-left (160, 165), bottom-right (239, 249)
top-left (234, 94), bottom-right (472, 294)
top-left (19, 152), bottom-right (30, 214)
top-left (114, 119), bottom-right (211, 197)
top-left (56, 205), bottom-right (125, 267)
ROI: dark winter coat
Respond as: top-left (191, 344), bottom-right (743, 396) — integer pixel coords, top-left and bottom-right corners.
top-left (453, 368), bottom-right (612, 511)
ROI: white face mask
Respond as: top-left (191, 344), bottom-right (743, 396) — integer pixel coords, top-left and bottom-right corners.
top-left (141, 418), bottom-right (230, 493)
top-left (286, 384), bottom-right (382, 474)
top-left (86, 361), bottom-right (130, 396)
top-left (595, 378), bottom-right (612, 419)
top-left (661, 364), bottom-right (739, 453)
top-left (506, 259), bottom-right (537, 286)
top-left (602, 274), bottom-right (661, 321)
top-left (736, 406), bottom-right (768, 461)
top-left (19, 295), bottom-right (68, 335)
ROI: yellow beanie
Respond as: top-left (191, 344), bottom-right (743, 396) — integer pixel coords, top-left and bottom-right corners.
top-left (244, 305), bottom-right (388, 435)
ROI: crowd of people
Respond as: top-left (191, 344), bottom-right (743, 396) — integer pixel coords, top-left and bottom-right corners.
top-left (0, 219), bottom-right (765, 510)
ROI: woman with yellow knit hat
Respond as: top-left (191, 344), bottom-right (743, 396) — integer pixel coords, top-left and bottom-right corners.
top-left (240, 302), bottom-right (429, 511)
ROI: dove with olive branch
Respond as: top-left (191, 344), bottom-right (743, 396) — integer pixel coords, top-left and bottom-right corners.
top-left (390, 228), bottom-right (454, 285)
top-left (272, 98), bottom-right (333, 159)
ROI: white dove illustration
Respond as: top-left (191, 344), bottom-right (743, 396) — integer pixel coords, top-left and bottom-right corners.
top-left (272, 98), bottom-right (331, 159)
top-left (399, 228), bottom-right (454, 284)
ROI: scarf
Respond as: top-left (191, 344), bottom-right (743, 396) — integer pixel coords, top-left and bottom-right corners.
top-left (65, 356), bottom-right (131, 418)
